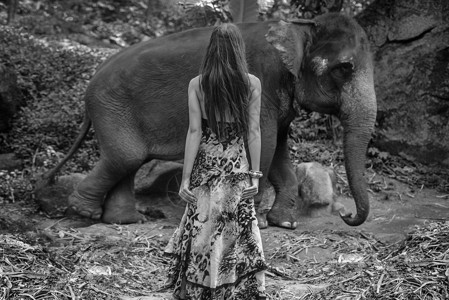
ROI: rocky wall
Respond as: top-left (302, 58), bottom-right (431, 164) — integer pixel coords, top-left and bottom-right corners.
top-left (357, 0), bottom-right (449, 165)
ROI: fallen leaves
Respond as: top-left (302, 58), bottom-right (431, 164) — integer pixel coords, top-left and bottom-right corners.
top-left (0, 228), bottom-right (169, 299)
top-left (263, 222), bottom-right (449, 299)
top-left (0, 221), bottom-right (448, 299)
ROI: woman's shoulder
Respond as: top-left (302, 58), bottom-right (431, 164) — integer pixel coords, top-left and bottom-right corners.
top-left (248, 73), bottom-right (259, 82)
top-left (248, 73), bottom-right (261, 91)
top-left (189, 75), bottom-right (201, 89)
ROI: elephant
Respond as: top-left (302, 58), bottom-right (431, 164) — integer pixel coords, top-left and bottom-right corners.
top-left (42, 12), bottom-right (376, 229)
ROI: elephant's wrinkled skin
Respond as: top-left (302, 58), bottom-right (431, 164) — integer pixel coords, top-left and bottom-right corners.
top-left (43, 13), bottom-right (376, 228)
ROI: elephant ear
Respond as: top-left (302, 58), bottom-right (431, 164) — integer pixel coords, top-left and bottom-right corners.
top-left (266, 19), bottom-right (316, 78)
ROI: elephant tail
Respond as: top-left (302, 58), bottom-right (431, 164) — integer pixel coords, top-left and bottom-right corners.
top-left (35, 112), bottom-right (92, 189)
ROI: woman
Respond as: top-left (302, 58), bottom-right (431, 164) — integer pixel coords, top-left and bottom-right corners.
top-left (164, 23), bottom-right (266, 300)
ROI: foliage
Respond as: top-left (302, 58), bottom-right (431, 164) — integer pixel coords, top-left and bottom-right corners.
top-left (2, 0), bottom-right (261, 46)
top-left (292, 110), bottom-right (343, 141)
top-left (182, 0), bottom-right (233, 26)
top-left (0, 25), bottom-right (109, 202)
top-left (265, 0), bottom-right (372, 20)
top-left (2, 0), bottom-right (190, 46)
top-left (0, 169), bottom-right (33, 204)
top-left (367, 146), bottom-right (390, 166)
top-left (0, 25), bottom-right (108, 155)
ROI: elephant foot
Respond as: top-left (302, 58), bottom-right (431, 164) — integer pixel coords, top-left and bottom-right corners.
top-left (256, 213), bottom-right (268, 229)
top-left (68, 190), bottom-right (103, 220)
top-left (267, 206), bottom-right (298, 230)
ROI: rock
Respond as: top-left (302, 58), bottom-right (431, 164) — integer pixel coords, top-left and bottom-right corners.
top-left (295, 162), bottom-right (342, 216)
top-left (276, 282), bottom-right (330, 297)
top-left (0, 153), bottom-right (22, 171)
top-left (35, 173), bottom-right (85, 217)
top-left (357, 0), bottom-right (449, 166)
top-left (0, 64), bottom-right (23, 132)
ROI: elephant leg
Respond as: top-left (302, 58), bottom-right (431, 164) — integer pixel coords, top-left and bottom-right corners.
top-left (266, 135), bottom-right (298, 229)
top-left (68, 155), bottom-right (144, 221)
top-left (68, 159), bottom-right (121, 219)
top-left (102, 172), bottom-right (146, 224)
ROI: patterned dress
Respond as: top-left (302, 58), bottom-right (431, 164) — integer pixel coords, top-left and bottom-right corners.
top-left (164, 118), bottom-right (267, 300)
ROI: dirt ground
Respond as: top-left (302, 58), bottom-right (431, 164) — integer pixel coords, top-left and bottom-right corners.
top-left (1, 173), bottom-right (448, 299)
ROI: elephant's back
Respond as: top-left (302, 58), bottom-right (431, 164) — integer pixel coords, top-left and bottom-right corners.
top-left (85, 22), bottom-right (273, 106)
top-left (84, 27), bottom-right (218, 113)
top-left (83, 27), bottom-right (219, 157)
top-left (91, 22), bottom-right (271, 81)
top-left (94, 27), bottom-right (212, 76)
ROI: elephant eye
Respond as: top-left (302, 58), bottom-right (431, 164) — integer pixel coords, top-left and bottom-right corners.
top-left (331, 62), bottom-right (354, 80)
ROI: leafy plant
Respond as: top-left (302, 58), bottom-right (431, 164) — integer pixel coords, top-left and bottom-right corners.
top-left (262, 0), bottom-right (372, 20)
top-left (0, 169), bottom-right (33, 203)
top-left (367, 146), bottom-right (390, 167)
top-left (0, 26), bottom-right (109, 155)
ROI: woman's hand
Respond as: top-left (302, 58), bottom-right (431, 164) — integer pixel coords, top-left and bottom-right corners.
top-left (242, 183), bottom-right (259, 199)
top-left (178, 181), bottom-right (196, 205)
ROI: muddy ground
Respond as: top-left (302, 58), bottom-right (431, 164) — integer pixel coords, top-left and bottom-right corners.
top-left (1, 171), bottom-right (448, 299)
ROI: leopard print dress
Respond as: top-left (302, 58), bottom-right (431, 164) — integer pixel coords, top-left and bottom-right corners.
top-left (164, 118), bottom-right (267, 300)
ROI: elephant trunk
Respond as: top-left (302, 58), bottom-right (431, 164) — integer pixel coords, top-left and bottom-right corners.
top-left (339, 68), bottom-right (377, 226)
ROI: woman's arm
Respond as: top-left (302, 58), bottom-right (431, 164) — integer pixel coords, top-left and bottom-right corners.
top-left (179, 77), bottom-right (202, 204)
top-left (245, 75), bottom-right (262, 193)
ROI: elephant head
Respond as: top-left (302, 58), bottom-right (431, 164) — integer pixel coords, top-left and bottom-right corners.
top-left (267, 13), bottom-right (377, 226)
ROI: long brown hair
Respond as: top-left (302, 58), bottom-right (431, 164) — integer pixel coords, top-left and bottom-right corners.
top-left (200, 23), bottom-right (250, 139)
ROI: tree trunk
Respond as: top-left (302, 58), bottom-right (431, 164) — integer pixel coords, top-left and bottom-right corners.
top-left (7, 0), bottom-right (18, 24)
top-left (356, 0), bottom-right (449, 166)
top-left (0, 64), bottom-right (23, 133)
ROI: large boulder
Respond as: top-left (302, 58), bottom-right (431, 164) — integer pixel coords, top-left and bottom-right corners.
top-left (295, 162), bottom-right (343, 216)
top-left (0, 64), bottom-right (23, 133)
top-left (357, 0), bottom-right (449, 165)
